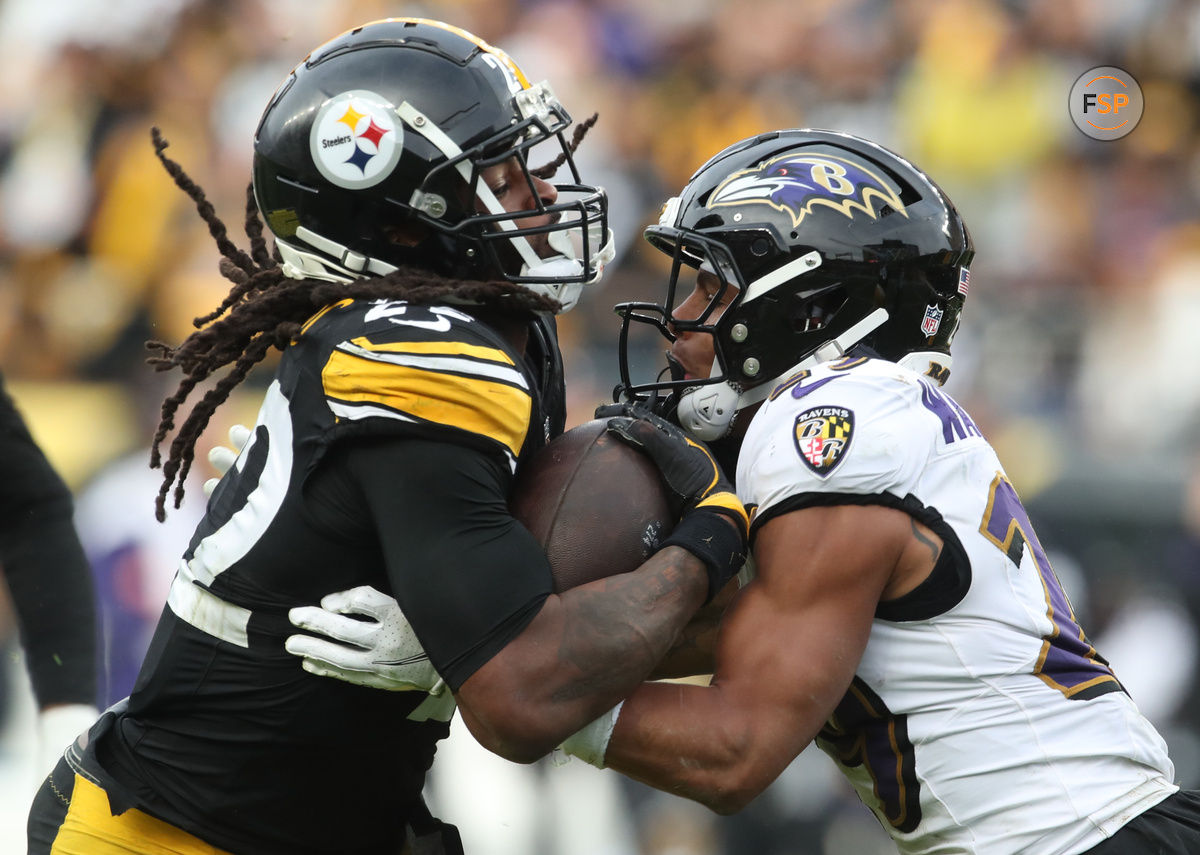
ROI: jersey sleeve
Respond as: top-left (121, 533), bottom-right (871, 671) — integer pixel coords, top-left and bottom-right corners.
top-left (343, 435), bottom-right (552, 691)
top-left (0, 374), bottom-right (97, 708)
top-left (314, 302), bottom-right (536, 470)
top-left (738, 368), bottom-right (934, 532)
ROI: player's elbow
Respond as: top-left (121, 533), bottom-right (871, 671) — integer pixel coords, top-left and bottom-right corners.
top-left (691, 766), bottom-right (768, 815)
top-left (688, 728), bottom-right (773, 815)
top-left (457, 697), bottom-right (559, 764)
top-left (702, 780), bottom-right (759, 815)
top-left (481, 728), bottom-right (555, 765)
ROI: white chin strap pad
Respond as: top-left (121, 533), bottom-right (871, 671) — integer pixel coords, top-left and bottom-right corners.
top-left (676, 354), bottom-right (741, 441)
top-left (521, 227), bottom-right (616, 313)
top-left (521, 264), bottom-right (586, 313)
top-left (676, 381), bottom-right (741, 441)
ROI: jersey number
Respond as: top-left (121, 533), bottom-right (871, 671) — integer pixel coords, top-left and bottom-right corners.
top-left (819, 471), bottom-right (1122, 832)
top-left (980, 472), bottom-right (1121, 700)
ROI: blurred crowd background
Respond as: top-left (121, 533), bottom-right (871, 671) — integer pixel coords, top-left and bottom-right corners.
top-left (1, 0), bottom-right (1199, 853)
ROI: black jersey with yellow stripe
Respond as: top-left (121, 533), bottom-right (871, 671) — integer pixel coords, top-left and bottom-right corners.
top-left (304, 298), bottom-right (545, 470)
top-left (73, 299), bottom-right (558, 855)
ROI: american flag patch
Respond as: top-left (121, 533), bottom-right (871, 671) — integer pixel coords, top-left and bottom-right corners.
top-left (957, 268), bottom-right (971, 296)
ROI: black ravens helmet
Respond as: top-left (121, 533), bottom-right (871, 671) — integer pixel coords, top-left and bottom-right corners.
top-left (252, 18), bottom-right (613, 311)
top-left (615, 128), bottom-right (975, 439)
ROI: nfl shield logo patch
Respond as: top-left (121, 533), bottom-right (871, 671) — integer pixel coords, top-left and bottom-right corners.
top-left (793, 407), bottom-right (855, 477)
top-left (921, 304), bottom-right (943, 337)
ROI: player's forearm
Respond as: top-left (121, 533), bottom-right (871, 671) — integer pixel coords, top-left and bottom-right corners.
top-left (604, 680), bottom-right (764, 815)
top-left (647, 576), bottom-right (739, 679)
top-left (552, 545), bottom-right (708, 695)
top-left (458, 546), bottom-right (708, 762)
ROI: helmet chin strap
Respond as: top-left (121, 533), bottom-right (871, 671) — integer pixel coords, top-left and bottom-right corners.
top-left (277, 232), bottom-right (398, 283)
top-left (676, 307), bottom-right (890, 441)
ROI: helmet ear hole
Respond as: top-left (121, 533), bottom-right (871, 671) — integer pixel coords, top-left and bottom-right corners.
top-left (382, 218), bottom-right (431, 248)
top-left (791, 291), bottom-right (846, 334)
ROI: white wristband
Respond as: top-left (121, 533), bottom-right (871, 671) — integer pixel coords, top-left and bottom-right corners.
top-left (559, 702), bottom-right (623, 768)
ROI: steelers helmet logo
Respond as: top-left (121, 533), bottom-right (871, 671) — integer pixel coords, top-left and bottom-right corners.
top-left (310, 90), bottom-right (403, 189)
top-left (793, 406), bottom-right (855, 477)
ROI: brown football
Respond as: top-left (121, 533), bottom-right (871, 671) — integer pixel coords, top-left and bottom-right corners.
top-left (510, 419), bottom-right (673, 593)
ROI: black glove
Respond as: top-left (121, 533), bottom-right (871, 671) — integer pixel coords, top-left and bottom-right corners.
top-left (592, 401), bottom-right (630, 419)
top-left (593, 393), bottom-right (672, 421)
top-left (606, 409), bottom-right (742, 519)
top-left (607, 410), bottom-right (748, 601)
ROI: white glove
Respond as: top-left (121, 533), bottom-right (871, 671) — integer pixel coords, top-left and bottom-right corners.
top-left (35, 704), bottom-right (98, 782)
top-left (286, 586), bottom-right (444, 694)
top-left (203, 423), bottom-right (253, 498)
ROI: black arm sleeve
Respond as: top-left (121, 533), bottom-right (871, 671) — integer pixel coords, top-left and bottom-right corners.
top-left (0, 374), bottom-right (96, 708)
top-left (343, 436), bottom-right (553, 692)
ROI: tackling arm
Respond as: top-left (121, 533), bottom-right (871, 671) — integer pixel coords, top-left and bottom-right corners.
top-left (458, 543), bottom-right (710, 762)
top-left (342, 434), bottom-right (723, 764)
top-left (601, 502), bottom-right (936, 813)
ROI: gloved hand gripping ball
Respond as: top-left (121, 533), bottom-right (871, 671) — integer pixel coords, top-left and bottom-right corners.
top-left (606, 410), bottom-right (748, 601)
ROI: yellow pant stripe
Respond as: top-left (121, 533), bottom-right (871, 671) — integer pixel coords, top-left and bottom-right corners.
top-left (51, 774), bottom-right (233, 854)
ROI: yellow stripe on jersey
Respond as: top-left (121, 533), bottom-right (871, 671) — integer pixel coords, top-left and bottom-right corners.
top-left (50, 774), bottom-right (235, 854)
top-left (299, 299), bottom-right (353, 336)
top-left (322, 348), bottom-right (532, 456)
top-left (347, 335), bottom-right (517, 366)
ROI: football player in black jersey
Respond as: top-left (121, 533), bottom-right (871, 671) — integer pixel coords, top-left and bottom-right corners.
top-left (273, 129), bottom-right (1200, 855)
top-left (26, 18), bottom-right (747, 855)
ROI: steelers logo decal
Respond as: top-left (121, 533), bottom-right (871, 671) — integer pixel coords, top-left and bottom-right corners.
top-left (793, 406), bottom-right (855, 477)
top-left (310, 90), bottom-right (404, 189)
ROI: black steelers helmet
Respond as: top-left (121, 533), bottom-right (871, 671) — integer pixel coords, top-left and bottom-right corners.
top-left (615, 128), bottom-right (974, 440)
top-left (253, 18), bottom-right (613, 311)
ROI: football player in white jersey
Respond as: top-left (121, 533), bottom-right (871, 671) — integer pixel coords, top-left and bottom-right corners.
top-left (287, 129), bottom-right (1200, 854)
top-left (575, 129), bottom-right (1199, 854)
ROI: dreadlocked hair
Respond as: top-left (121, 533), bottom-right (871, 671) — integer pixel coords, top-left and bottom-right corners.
top-left (146, 127), bottom-right (561, 521)
top-left (531, 112), bottom-right (598, 180)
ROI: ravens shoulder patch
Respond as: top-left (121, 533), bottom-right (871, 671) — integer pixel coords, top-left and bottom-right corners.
top-left (793, 406), bottom-right (854, 477)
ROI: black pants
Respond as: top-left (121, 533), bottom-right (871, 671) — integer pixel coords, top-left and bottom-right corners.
top-left (1086, 789), bottom-right (1200, 854)
top-left (27, 754), bottom-right (71, 855)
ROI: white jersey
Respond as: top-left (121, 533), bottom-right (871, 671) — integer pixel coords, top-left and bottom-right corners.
top-left (736, 355), bottom-right (1177, 855)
